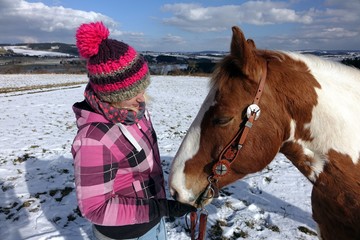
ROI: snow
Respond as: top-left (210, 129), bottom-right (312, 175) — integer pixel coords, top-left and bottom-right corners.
top-left (0, 74), bottom-right (86, 89)
top-left (0, 74), bottom-right (317, 239)
top-left (4, 46), bottom-right (72, 57)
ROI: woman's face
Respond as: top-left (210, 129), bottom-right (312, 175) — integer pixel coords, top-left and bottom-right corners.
top-left (111, 90), bottom-right (145, 110)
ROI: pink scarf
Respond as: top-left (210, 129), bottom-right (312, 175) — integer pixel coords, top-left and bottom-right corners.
top-left (84, 84), bottom-right (145, 125)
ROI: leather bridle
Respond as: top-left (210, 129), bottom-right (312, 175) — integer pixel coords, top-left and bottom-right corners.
top-left (189, 61), bottom-right (268, 240)
top-left (199, 61), bottom-right (268, 204)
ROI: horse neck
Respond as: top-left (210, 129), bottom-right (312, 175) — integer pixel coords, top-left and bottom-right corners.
top-left (275, 52), bottom-right (360, 183)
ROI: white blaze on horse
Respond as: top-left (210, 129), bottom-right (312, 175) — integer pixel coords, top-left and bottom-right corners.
top-left (169, 26), bottom-right (360, 240)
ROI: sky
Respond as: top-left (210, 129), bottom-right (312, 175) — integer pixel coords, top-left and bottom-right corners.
top-left (0, 0), bottom-right (359, 52)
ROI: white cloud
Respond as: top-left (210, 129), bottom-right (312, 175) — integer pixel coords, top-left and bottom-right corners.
top-left (0, 0), bottom-right (117, 43)
top-left (302, 26), bottom-right (358, 39)
top-left (268, 8), bottom-right (312, 24)
top-left (259, 24), bottom-right (359, 50)
top-left (306, 7), bottom-right (359, 24)
top-left (162, 34), bottom-right (186, 44)
top-left (161, 2), bottom-right (313, 32)
top-left (159, 1), bottom-right (359, 51)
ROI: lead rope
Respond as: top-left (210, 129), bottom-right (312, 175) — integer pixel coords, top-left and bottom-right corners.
top-left (189, 208), bottom-right (208, 240)
top-left (188, 176), bottom-right (216, 240)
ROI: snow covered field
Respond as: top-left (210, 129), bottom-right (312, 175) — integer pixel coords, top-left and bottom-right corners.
top-left (3, 46), bottom-right (72, 57)
top-left (0, 74), bottom-right (317, 239)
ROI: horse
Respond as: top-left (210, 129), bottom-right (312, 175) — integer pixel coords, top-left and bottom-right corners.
top-left (169, 26), bottom-right (360, 240)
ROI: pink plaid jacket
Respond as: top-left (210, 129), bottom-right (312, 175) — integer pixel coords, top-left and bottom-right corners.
top-left (71, 101), bottom-right (166, 226)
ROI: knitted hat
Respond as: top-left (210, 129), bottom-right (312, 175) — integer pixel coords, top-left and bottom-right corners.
top-left (76, 22), bottom-right (150, 103)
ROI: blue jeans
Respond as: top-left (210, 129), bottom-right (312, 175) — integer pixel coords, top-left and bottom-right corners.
top-left (92, 218), bottom-right (167, 240)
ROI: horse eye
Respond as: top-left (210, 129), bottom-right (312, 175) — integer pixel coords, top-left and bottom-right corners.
top-left (212, 116), bottom-right (233, 126)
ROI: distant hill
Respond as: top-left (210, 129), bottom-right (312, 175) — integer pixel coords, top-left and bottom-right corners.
top-left (0, 42), bottom-right (78, 57)
top-left (1, 42), bottom-right (360, 61)
top-left (0, 43), bottom-right (359, 74)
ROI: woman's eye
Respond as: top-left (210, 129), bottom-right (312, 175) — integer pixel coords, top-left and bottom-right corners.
top-left (212, 116), bottom-right (233, 126)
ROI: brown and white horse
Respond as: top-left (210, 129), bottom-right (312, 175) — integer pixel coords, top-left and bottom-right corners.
top-left (169, 26), bottom-right (360, 240)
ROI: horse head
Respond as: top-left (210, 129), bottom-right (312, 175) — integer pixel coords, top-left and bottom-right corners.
top-left (169, 26), bottom-right (293, 206)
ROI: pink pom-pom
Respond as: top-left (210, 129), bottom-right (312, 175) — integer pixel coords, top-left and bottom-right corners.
top-left (76, 22), bottom-right (110, 58)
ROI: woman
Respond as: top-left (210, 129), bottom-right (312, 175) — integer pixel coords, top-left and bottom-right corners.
top-left (71, 22), bottom-right (195, 240)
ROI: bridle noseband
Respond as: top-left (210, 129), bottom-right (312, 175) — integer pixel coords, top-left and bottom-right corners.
top-left (199, 61), bottom-right (268, 204)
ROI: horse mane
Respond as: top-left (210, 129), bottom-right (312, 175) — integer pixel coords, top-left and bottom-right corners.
top-left (210, 49), bottom-right (285, 90)
top-left (257, 49), bottom-right (286, 62)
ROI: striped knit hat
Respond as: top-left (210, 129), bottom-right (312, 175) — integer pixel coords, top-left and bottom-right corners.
top-left (76, 22), bottom-right (150, 102)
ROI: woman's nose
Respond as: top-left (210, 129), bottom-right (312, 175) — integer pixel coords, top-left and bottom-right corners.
top-left (137, 94), bottom-right (145, 102)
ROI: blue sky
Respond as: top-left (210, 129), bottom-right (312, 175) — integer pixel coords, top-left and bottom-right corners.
top-left (0, 0), bottom-right (359, 52)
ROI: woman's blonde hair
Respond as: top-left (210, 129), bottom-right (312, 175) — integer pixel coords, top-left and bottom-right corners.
top-left (114, 93), bottom-right (150, 113)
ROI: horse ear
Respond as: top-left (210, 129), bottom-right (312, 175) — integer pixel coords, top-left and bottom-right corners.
top-left (230, 26), bottom-right (248, 57)
top-left (230, 26), bottom-right (260, 81)
top-left (230, 26), bottom-right (256, 65)
top-left (247, 39), bottom-right (256, 48)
